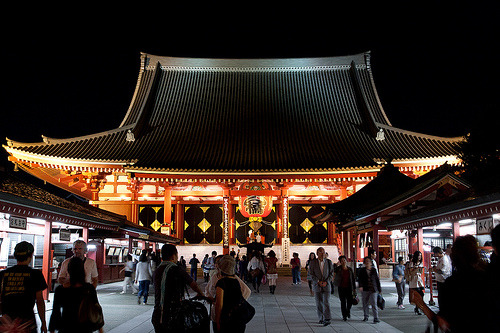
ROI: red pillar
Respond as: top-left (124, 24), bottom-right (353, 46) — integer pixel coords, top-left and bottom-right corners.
top-left (453, 221), bottom-right (460, 241)
top-left (42, 220), bottom-right (52, 300)
top-left (163, 186), bottom-right (172, 234)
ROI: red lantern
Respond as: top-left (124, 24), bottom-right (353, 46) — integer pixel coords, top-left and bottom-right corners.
top-left (238, 182), bottom-right (273, 218)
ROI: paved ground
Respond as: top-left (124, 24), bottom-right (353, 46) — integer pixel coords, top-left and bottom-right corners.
top-left (38, 277), bottom-right (437, 332)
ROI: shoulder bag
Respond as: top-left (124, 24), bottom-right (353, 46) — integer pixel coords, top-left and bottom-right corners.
top-left (224, 279), bottom-right (255, 325)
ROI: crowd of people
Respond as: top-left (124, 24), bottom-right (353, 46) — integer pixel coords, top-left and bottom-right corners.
top-left (1, 223), bottom-right (499, 332)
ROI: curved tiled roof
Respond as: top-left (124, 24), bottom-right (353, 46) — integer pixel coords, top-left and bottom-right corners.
top-left (4, 52), bottom-right (461, 173)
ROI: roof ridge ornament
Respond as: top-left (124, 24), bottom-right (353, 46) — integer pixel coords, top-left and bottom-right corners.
top-left (126, 130), bottom-right (135, 142)
top-left (376, 128), bottom-right (385, 141)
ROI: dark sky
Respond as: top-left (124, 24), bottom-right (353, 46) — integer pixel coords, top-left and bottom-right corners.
top-left (1, 5), bottom-right (499, 171)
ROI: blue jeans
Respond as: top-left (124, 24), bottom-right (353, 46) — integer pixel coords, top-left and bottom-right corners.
top-left (138, 280), bottom-right (150, 303)
top-left (292, 267), bottom-right (301, 284)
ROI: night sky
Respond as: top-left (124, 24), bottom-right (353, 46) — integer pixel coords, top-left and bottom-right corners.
top-left (1, 5), bottom-right (499, 172)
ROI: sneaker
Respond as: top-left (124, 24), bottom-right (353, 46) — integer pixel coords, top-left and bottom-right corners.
top-left (398, 305), bottom-right (405, 309)
top-left (373, 319), bottom-right (380, 324)
top-left (120, 291), bottom-right (126, 294)
top-left (132, 291), bottom-right (137, 295)
top-left (323, 321), bottom-right (330, 326)
top-left (363, 317), bottom-right (368, 322)
top-left (319, 320), bottom-right (324, 324)
top-left (142, 302), bottom-right (147, 305)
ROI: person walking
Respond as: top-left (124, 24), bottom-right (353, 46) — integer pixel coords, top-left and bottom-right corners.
top-left (247, 251), bottom-right (265, 293)
top-left (305, 252), bottom-right (316, 296)
top-left (392, 256), bottom-right (406, 309)
top-left (439, 235), bottom-right (490, 332)
top-left (407, 250), bottom-right (424, 315)
top-left (333, 255), bottom-right (357, 321)
top-left (58, 240), bottom-right (98, 288)
top-left (151, 244), bottom-right (205, 333)
top-left (120, 254), bottom-right (138, 294)
top-left (206, 255), bottom-right (251, 332)
top-left (49, 256), bottom-right (104, 333)
top-left (309, 247), bottom-right (334, 326)
top-left (431, 246), bottom-right (451, 307)
top-left (358, 256), bottom-right (382, 323)
top-left (189, 253), bottom-right (200, 282)
top-left (290, 252), bottom-right (301, 285)
top-left (215, 255), bottom-right (252, 333)
top-left (135, 253), bottom-right (153, 305)
top-left (0, 241), bottom-right (48, 333)
top-left (264, 250), bottom-right (278, 294)
top-left (206, 251), bottom-right (218, 279)
top-left (202, 254), bottom-right (210, 282)
top-left (368, 248), bottom-right (378, 274)
top-left (238, 255), bottom-right (249, 283)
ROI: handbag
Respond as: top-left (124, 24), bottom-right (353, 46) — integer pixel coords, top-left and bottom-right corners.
top-left (352, 295), bottom-right (359, 305)
top-left (261, 274), bottom-right (267, 285)
top-left (166, 299), bottom-right (210, 332)
top-left (78, 286), bottom-right (105, 331)
top-left (377, 294), bottom-right (385, 310)
top-left (227, 296), bottom-right (255, 325)
top-left (249, 268), bottom-right (261, 279)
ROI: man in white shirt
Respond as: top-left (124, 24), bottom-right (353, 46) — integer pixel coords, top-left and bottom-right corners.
top-left (432, 246), bottom-right (451, 306)
top-left (58, 240), bottom-right (98, 288)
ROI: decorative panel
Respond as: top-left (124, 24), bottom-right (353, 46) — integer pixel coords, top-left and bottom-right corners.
top-left (184, 205), bottom-right (223, 244)
top-left (139, 205), bottom-right (175, 233)
top-left (289, 205), bottom-right (327, 244)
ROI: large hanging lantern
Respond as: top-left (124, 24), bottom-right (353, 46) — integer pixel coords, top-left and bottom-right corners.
top-left (238, 182), bottom-right (273, 218)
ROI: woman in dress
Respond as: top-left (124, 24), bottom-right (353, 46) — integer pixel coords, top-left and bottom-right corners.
top-left (407, 250), bottom-right (424, 315)
top-left (264, 250), bottom-right (278, 294)
top-left (49, 257), bottom-right (103, 333)
top-left (215, 255), bottom-right (250, 332)
top-left (305, 252), bottom-right (316, 296)
top-left (333, 255), bottom-right (357, 321)
top-left (135, 253), bottom-right (152, 305)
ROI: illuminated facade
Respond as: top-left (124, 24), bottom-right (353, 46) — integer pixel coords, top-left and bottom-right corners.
top-left (3, 52), bottom-right (461, 263)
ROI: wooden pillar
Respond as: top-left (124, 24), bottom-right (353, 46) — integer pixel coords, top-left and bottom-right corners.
top-left (373, 224), bottom-right (380, 263)
top-left (452, 221), bottom-right (460, 241)
top-left (229, 203), bottom-right (235, 245)
top-left (281, 192), bottom-right (290, 266)
top-left (42, 220), bottom-right (52, 300)
top-left (175, 203), bottom-right (184, 243)
top-left (276, 203), bottom-right (282, 244)
top-left (223, 196), bottom-right (230, 255)
top-left (340, 186), bottom-right (347, 200)
top-left (82, 227), bottom-right (88, 243)
top-left (417, 227), bottom-right (424, 254)
top-left (164, 186), bottom-right (172, 234)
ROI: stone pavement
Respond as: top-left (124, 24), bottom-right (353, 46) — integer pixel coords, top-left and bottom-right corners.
top-left (39, 277), bottom-right (436, 332)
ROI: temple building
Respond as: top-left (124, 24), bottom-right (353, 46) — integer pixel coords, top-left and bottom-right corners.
top-left (3, 51), bottom-right (461, 264)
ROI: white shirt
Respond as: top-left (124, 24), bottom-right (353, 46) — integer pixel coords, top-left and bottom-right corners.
top-left (435, 254), bottom-right (452, 283)
top-left (59, 256), bottom-right (98, 284)
top-left (319, 259), bottom-right (325, 275)
top-left (247, 257), bottom-right (265, 271)
top-left (135, 261), bottom-right (152, 281)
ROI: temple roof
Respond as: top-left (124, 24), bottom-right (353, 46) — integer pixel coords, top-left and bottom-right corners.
top-left (317, 163), bottom-right (470, 225)
top-left (4, 52), bottom-right (461, 174)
